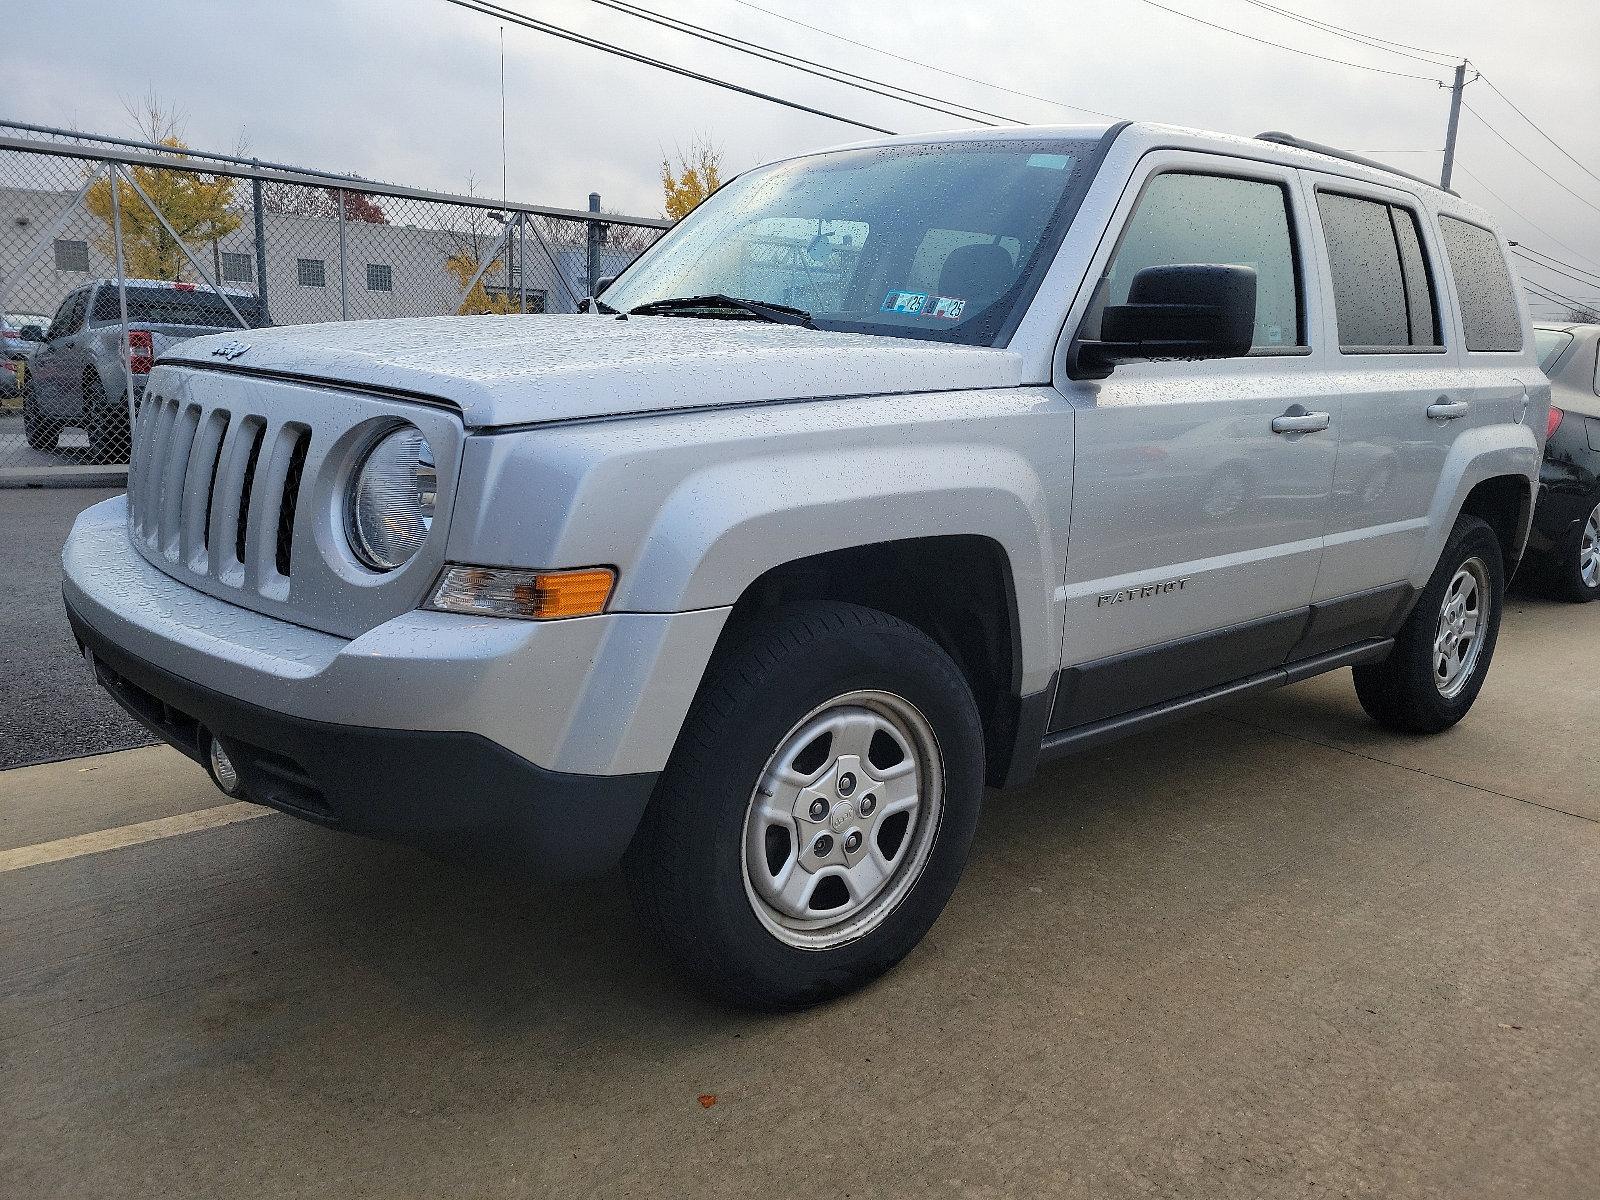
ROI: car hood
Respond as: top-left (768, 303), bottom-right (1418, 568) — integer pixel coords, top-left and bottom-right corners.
top-left (163, 314), bottom-right (1027, 428)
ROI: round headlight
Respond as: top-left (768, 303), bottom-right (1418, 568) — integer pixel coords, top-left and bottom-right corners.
top-left (347, 425), bottom-right (436, 571)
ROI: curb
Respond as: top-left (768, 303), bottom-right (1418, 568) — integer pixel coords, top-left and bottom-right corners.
top-left (0, 466), bottom-right (128, 489)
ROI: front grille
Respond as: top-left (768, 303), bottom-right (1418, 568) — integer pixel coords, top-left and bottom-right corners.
top-left (128, 393), bottom-right (310, 597)
top-left (122, 365), bottom-right (461, 640)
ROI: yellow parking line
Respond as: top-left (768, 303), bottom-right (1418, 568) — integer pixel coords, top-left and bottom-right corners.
top-left (0, 802), bottom-right (276, 873)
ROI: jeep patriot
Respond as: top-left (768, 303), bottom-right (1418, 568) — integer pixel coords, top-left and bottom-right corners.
top-left (63, 123), bottom-right (1547, 1006)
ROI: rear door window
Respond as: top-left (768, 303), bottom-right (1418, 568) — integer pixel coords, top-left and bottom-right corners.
top-left (1316, 191), bottom-right (1441, 351)
top-left (1437, 215), bottom-right (1523, 352)
top-left (1103, 171), bottom-right (1303, 349)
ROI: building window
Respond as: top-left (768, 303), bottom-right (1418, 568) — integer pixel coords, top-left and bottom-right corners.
top-left (485, 286), bottom-right (547, 313)
top-left (54, 239), bottom-right (89, 272)
top-left (366, 263), bottom-right (393, 292)
top-left (297, 258), bottom-right (326, 288)
top-left (221, 252), bottom-right (254, 284)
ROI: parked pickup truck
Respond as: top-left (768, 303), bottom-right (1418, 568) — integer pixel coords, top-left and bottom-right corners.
top-left (64, 123), bottom-right (1546, 1007)
top-left (24, 279), bottom-right (263, 459)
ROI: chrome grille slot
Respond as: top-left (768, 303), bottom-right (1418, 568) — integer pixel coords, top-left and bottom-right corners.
top-left (233, 422), bottom-right (267, 569)
top-left (157, 404), bottom-right (202, 561)
top-left (275, 429), bottom-right (312, 579)
top-left (185, 410), bottom-right (230, 570)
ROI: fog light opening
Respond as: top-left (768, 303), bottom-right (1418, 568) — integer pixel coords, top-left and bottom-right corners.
top-left (206, 734), bottom-right (243, 797)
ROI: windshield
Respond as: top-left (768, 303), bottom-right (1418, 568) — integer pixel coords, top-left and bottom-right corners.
top-left (1534, 327), bottom-right (1573, 371)
top-left (90, 286), bottom-right (266, 329)
top-left (602, 138), bottom-right (1102, 346)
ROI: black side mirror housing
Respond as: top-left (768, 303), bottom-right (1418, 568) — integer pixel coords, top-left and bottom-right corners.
top-left (1070, 264), bottom-right (1257, 379)
top-left (20, 325), bottom-right (44, 342)
top-left (578, 277), bottom-right (619, 314)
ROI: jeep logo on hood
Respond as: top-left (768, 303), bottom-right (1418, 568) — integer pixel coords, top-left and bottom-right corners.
top-left (211, 340), bottom-right (251, 361)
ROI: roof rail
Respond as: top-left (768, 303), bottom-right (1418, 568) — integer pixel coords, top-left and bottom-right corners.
top-left (1254, 131), bottom-right (1458, 197)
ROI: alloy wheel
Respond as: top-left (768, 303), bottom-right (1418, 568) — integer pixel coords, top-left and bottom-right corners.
top-left (742, 690), bottom-right (943, 950)
top-left (1433, 557), bottom-right (1489, 699)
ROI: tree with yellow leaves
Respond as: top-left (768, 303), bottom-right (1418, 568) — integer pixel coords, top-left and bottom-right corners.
top-left (445, 250), bottom-right (521, 315)
top-left (661, 137), bottom-right (724, 221)
top-left (85, 116), bottom-right (241, 281)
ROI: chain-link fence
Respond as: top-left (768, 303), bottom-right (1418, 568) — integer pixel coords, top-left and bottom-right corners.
top-left (0, 122), bottom-right (670, 478)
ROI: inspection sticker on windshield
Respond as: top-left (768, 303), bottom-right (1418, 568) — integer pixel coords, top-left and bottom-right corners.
top-left (923, 296), bottom-right (967, 320)
top-left (881, 290), bottom-right (927, 315)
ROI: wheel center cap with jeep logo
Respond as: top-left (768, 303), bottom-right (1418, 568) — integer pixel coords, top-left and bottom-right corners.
top-left (830, 801), bottom-right (854, 834)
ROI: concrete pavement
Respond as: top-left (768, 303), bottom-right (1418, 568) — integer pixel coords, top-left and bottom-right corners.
top-left (2, 595), bottom-right (1597, 1198)
top-left (0, 486), bottom-right (152, 769)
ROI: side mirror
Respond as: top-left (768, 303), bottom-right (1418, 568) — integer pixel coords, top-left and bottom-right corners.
top-left (579, 277), bottom-right (619, 313)
top-left (1071, 264), bottom-right (1257, 379)
top-left (20, 325), bottom-right (44, 342)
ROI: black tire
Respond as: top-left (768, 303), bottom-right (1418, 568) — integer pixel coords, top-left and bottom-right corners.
top-left (1549, 497), bottom-right (1600, 604)
top-left (84, 374), bottom-right (131, 465)
top-left (625, 601), bottom-right (985, 1009)
top-left (1354, 515), bottom-right (1505, 734)
top-left (21, 384), bottom-right (62, 451)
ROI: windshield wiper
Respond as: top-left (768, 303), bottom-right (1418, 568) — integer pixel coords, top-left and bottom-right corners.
top-left (628, 294), bottom-right (816, 328)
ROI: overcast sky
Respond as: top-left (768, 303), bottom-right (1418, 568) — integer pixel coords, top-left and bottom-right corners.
top-left (6, 0), bottom-right (1598, 311)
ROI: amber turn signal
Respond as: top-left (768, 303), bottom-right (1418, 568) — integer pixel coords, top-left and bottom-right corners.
top-left (427, 565), bottom-right (615, 620)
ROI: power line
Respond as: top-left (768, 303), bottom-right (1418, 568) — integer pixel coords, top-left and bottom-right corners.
top-left (1452, 163), bottom-right (1600, 276)
top-left (728, 0), bottom-right (1117, 120)
top-left (1462, 103), bottom-right (1600, 219)
top-left (1513, 248), bottom-right (1600, 292)
top-left (1129, 0), bottom-right (1447, 83)
top-left (1524, 279), bottom-right (1596, 314)
top-left (1229, 0), bottom-right (1460, 66)
top-left (1516, 244), bottom-right (1600, 289)
top-left (579, 0), bottom-right (1012, 129)
top-left (1477, 75), bottom-right (1600, 190)
top-left (437, 0), bottom-right (897, 135)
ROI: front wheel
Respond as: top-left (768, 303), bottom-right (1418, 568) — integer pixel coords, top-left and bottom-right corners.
top-left (626, 601), bottom-right (985, 1008)
top-left (1354, 515), bottom-right (1505, 733)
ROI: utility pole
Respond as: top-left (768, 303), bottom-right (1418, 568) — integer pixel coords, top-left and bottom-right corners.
top-left (586, 192), bottom-right (603, 299)
top-left (251, 164), bottom-right (269, 325)
top-left (1440, 60), bottom-right (1469, 191)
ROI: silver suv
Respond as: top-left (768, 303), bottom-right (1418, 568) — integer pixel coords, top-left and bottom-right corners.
top-left (63, 123), bottom-right (1547, 1006)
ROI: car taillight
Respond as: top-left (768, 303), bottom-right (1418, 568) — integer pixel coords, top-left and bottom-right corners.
top-left (127, 329), bottom-right (154, 374)
top-left (1547, 407), bottom-right (1564, 439)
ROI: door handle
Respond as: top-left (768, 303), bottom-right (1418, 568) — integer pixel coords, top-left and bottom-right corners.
top-left (1427, 399), bottom-right (1470, 420)
top-left (1271, 408), bottom-right (1331, 434)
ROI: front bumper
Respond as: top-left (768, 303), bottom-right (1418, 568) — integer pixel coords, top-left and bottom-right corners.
top-left (62, 495), bottom-right (731, 875)
top-left (68, 603), bottom-right (657, 877)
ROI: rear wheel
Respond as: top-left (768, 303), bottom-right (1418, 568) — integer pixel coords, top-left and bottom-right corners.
top-left (626, 601), bottom-right (984, 1008)
top-left (84, 374), bottom-right (131, 464)
top-left (1354, 515), bottom-right (1504, 733)
top-left (21, 383), bottom-right (62, 451)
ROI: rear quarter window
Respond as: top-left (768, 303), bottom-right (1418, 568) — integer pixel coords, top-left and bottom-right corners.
top-left (1438, 216), bottom-right (1523, 352)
